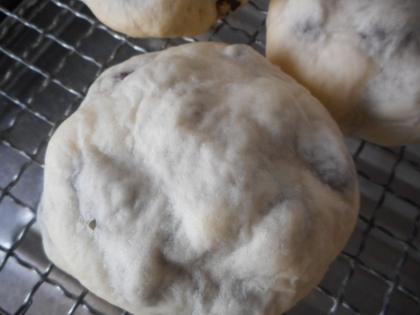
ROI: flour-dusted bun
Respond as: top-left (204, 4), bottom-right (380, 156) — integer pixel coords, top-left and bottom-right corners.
top-left (266, 0), bottom-right (420, 146)
top-left (38, 42), bottom-right (359, 315)
top-left (81, 0), bottom-right (247, 38)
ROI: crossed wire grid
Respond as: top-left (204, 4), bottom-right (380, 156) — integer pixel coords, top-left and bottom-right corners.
top-left (0, 0), bottom-right (419, 314)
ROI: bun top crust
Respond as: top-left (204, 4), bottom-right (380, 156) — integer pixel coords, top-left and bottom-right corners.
top-left (38, 43), bottom-right (359, 315)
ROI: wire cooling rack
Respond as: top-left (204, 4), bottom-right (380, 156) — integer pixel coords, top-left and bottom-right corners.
top-left (0, 0), bottom-right (420, 314)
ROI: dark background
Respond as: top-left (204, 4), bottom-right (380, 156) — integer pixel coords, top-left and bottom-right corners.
top-left (0, 0), bottom-right (24, 22)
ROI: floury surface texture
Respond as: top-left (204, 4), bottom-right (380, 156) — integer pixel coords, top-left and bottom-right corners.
top-left (267, 0), bottom-right (420, 146)
top-left (38, 43), bottom-right (359, 315)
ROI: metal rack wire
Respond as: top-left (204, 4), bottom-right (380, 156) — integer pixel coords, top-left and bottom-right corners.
top-left (0, 0), bottom-right (419, 314)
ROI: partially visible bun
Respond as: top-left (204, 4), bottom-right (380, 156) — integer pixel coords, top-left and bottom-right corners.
top-left (82, 0), bottom-right (247, 38)
top-left (267, 0), bottom-right (420, 146)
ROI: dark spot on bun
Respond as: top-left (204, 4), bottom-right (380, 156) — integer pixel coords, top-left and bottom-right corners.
top-left (400, 31), bottom-right (415, 49)
top-left (117, 71), bottom-right (133, 81)
top-left (216, 0), bottom-right (242, 17)
top-left (89, 219), bottom-right (96, 230)
top-left (374, 29), bottom-right (387, 41)
top-left (294, 19), bottom-right (322, 41)
top-left (358, 28), bottom-right (387, 42)
top-left (359, 32), bottom-right (368, 40)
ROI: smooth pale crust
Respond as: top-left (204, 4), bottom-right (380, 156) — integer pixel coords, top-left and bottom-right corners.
top-left (266, 0), bottom-right (420, 146)
top-left (38, 43), bottom-right (359, 315)
top-left (81, 0), bottom-right (247, 38)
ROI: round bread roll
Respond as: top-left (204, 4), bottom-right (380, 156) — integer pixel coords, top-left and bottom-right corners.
top-left (81, 0), bottom-right (247, 38)
top-left (266, 0), bottom-right (420, 146)
top-left (38, 43), bottom-right (359, 315)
